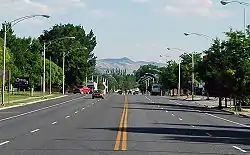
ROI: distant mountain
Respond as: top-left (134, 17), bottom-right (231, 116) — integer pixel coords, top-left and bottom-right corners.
top-left (96, 57), bottom-right (165, 74)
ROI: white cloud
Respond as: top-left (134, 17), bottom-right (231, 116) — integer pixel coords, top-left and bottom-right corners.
top-left (160, 0), bottom-right (229, 17)
top-left (0, 0), bottom-right (86, 23)
top-left (132, 0), bottom-right (148, 3)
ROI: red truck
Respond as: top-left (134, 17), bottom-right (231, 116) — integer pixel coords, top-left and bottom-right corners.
top-left (73, 85), bottom-right (90, 94)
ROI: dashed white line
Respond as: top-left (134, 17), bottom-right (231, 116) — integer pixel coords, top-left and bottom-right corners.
top-left (172, 114), bottom-right (175, 116)
top-left (65, 115), bottom-right (70, 118)
top-left (75, 111), bottom-right (78, 114)
top-left (30, 129), bottom-right (40, 133)
top-left (206, 113), bottom-right (250, 128)
top-left (0, 141), bottom-right (10, 146)
top-left (52, 121), bottom-right (57, 125)
top-left (206, 133), bottom-right (212, 137)
top-left (233, 146), bottom-right (247, 153)
top-left (0, 96), bottom-right (86, 123)
top-left (179, 118), bottom-right (183, 121)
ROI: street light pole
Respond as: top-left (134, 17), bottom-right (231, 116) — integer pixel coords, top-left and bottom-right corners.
top-left (2, 23), bottom-right (7, 105)
top-left (43, 42), bottom-right (46, 97)
top-left (191, 52), bottom-right (194, 101)
top-left (178, 61), bottom-right (181, 96)
top-left (62, 52), bottom-right (65, 95)
top-left (1, 14), bottom-right (50, 105)
top-left (49, 56), bottom-right (52, 94)
top-left (221, 0), bottom-right (249, 35)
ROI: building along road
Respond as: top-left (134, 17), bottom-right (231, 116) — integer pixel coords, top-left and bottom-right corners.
top-left (0, 93), bottom-right (249, 154)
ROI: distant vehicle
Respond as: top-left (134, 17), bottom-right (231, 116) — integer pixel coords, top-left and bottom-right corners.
top-left (92, 89), bottom-right (104, 99)
top-left (128, 90), bottom-right (132, 94)
top-left (133, 90), bottom-right (139, 95)
top-left (73, 85), bottom-right (90, 94)
top-left (151, 84), bottom-right (162, 96)
top-left (117, 90), bottom-right (122, 95)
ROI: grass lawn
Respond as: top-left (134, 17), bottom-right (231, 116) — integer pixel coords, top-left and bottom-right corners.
top-left (0, 92), bottom-right (62, 108)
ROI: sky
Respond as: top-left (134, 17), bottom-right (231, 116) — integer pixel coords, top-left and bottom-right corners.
top-left (0, 0), bottom-right (248, 62)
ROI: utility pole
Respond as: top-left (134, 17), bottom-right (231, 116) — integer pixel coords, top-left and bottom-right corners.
top-left (43, 42), bottom-right (46, 98)
top-left (62, 52), bottom-right (65, 95)
top-left (49, 56), bottom-right (52, 94)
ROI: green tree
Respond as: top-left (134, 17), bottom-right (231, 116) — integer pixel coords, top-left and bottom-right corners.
top-left (38, 24), bottom-right (97, 89)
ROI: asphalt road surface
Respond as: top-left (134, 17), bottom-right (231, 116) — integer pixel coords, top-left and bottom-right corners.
top-left (0, 94), bottom-right (250, 154)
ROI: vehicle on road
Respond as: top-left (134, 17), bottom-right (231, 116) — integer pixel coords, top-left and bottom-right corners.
top-left (133, 90), bottom-right (139, 95)
top-left (117, 90), bottom-right (122, 95)
top-left (92, 89), bottom-right (105, 99)
top-left (73, 85), bottom-right (90, 94)
top-left (151, 84), bottom-right (163, 96)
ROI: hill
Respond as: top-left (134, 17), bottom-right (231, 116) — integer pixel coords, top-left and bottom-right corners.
top-left (96, 57), bottom-right (165, 74)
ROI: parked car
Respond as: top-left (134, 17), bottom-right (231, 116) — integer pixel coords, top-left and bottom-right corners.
top-left (73, 85), bottom-right (90, 94)
top-left (117, 90), bottom-right (122, 95)
top-left (92, 89), bottom-right (105, 99)
top-left (133, 91), bottom-right (139, 95)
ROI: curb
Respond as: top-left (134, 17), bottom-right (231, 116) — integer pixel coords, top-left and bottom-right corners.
top-left (0, 95), bottom-right (68, 111)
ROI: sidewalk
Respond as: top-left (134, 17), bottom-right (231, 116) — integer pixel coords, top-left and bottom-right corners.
top-left (167, 95), bottom-right (250, 118)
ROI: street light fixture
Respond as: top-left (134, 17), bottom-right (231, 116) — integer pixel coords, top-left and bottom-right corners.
top-left (43, 37), bottom-right (75, 97)
top-left (1, 14), bottom-right (50, 105)
top-left (220, 0), bottom-right (250, 34)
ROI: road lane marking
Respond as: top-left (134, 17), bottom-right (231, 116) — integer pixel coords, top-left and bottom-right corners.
top-left (114, 103), bottom-right (126, 150)
top-left (0, 141), bottom-right (10, 146)
top-left (205, 113), bottom-right (250, 128)
top-left (172, 114), bottom-right (175, 116)
top-left (122, 96), bottom-right (128, 151)
top-left (114, 95), bottom-right (128, 151)
top-left (30, 129), bottom-right (40, 133)
top-left (65, 115), bottom-right (70, 118)
top-left (206, 133), bottom-right (212, 137)
top-left (233, 146), bottom-right (247, 153)
top-left (52, 121), bottom-right (57, 125)
top-left (75, 111), bottom-right (78, 114)
top-left (0, 96), bottom-right (86, 123)
top-left (178, 118), bottom-right (183, 121)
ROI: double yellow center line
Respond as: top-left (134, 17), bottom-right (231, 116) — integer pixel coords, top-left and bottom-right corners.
top-left (114, 95), bottom-right (128, 151)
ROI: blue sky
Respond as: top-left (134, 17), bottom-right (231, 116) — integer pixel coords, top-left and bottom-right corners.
top-left (0, 0), bottom-right (248, 62)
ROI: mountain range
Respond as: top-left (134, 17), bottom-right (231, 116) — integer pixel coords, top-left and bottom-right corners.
top-left (96, 57), bottom-right (165, 74)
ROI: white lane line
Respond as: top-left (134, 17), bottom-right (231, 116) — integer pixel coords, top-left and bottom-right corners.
top-left (179, 118), bottom-right (183, 121)
top-left (172, 114), bottom-right (175, 116)
top-left (75, 111), bottom-right (78, 114)
top-left (206, 113), bottom-right (250, 128)
top-left (52, 121), bottom-right (57, 125)
top-left (0, 96), bottom-right (86, 123)
top-left (191, 125), bottom-right (195, 128)
top-left (65, 115), bottom-right (70, 118)
top-left (0, 141), bottom-right (10, 146)
top-left (206, 133), bottom-right (212, 137)
top-left (30, 129), bottom-right (40, 133)
top-left (233, 146), bottom-right (247, 153)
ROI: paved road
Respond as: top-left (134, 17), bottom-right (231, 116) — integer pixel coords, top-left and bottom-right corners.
top-left (0, 94), bottom-right (250, 154)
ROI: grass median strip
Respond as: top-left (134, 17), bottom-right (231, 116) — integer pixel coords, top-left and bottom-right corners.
top-left (114, 95), bottom-right (128, 151)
